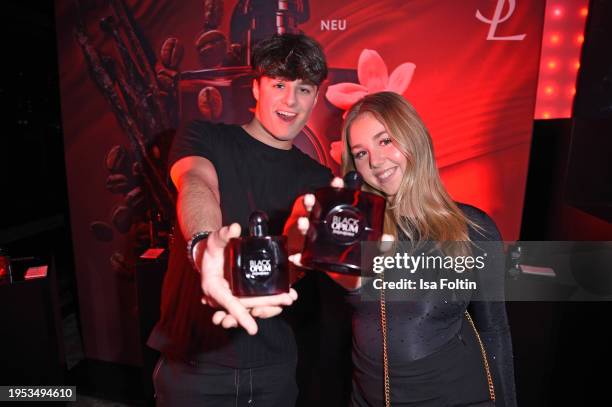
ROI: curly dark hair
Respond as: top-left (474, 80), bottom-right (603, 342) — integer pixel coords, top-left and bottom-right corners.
top-left (251, 33), bottom-right (328, 86)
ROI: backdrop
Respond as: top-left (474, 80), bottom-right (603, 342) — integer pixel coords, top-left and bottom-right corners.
top-left (55, 0), bottom-right (545, 365)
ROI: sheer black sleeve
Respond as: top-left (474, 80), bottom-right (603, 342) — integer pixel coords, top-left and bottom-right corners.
top-left (462, 204), bottom-right (517, 407)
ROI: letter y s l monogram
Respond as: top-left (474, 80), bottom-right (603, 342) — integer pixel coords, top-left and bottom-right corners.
top-left (476, 0), bottom-right (527, 41)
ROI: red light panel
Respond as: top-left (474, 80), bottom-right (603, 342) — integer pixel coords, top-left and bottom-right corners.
top-left (535, 1), bottom-right (589, 119)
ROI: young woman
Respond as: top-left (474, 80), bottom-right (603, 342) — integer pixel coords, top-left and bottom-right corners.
top-left (334, 91), bottom-right (516, 406)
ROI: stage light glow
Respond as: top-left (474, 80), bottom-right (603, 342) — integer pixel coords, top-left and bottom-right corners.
top-left (543, 112), bottom-right (551, 119)
top-left (536, 1), bottom-right (589, 119)
top-left (570, 87), bottom-right (576, 96)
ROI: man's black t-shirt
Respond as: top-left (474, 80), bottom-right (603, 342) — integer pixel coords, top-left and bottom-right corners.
top-left (148, 121), bottom-right (333, 368)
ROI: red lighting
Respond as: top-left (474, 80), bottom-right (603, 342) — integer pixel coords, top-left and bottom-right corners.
top-left (536, 1), bottom-right (589, 119)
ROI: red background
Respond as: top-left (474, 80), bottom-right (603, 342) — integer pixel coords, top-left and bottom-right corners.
top-left (55, 0), bottom-right (545, 365)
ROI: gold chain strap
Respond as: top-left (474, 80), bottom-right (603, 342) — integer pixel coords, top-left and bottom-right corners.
top-left (464, 310), bottom-right (496, 402)
top-left (380, 271), bottom-right (391, 407)
top-left (379, 272), bottom-right (495, 405)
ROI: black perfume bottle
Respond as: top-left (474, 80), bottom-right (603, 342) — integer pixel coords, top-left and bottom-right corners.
top-left (301, 171), bottom-right (386, 275)
top-left (228, 211), bottom-right (289, 296)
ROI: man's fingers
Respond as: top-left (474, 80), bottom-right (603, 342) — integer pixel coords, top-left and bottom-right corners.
top-left (251, 306), bottom-right (283, 319)
top-left (221, 315), bottom-right (239, 329)
top-left (217, 294), bottom-right (258, 335)
top-left (201, 277), bottom-right (230, 309)
top-left (212, 310), bottom-right (240, 330)
top-left (239, 291), bottom-right (297, 308)
top-left (212, 310), bottom-right (227, 325)
top-left (222, 222), bottom-right (242, 240)
top-left (206, 223), bottom-right (241, 256)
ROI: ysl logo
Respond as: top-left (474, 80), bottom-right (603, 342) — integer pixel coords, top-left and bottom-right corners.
top-left (476, 0), bottom-right (526, 41)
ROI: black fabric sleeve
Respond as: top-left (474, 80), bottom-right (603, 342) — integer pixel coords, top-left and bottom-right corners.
top-left (167, 120), bottom-right (219, 171)
top-left (294, 152), bottom-right (334, 195)
top-left (464, 205), bottom-right (517, 407)
top-left (308, 165), bottom-right (334, 191)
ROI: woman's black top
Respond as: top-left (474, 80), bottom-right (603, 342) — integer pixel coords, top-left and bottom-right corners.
top-left (345, 204), bottom-right (517, 406)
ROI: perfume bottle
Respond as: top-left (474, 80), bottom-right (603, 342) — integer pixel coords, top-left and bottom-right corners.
top-left (228, 211), bottom-right (289, 296)
top-left (301, 171), bottom-right (386, 275)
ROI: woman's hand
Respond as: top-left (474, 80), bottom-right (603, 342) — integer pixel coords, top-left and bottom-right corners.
top-left (286, 177), bottom-right (393, 291)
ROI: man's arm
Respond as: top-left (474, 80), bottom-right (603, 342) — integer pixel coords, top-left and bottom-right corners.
top-left (171, 156), bottom-right (222, 243)
top-left (171, 156), bottom-right (297, 335)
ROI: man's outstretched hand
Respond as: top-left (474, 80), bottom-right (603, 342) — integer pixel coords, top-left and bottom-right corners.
top-left (198, 223), bottom-right (298, 335)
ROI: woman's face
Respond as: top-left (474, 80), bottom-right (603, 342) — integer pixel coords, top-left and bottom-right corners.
top-left (348, 113), bottom-right (407, 197)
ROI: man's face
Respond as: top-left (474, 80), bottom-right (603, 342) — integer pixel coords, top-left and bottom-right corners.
top-left (252, 76), bottom-right (318, 142)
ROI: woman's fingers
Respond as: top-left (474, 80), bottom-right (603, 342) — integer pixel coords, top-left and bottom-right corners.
top-left (303, 193), bottom-right (316, 212)
top-left (289, 253), bottom-right (303, 267)
top-left (297, 217), bottom-right (309, 235)
top-left (379, 233), bottom-right (395, 252)
top-left (331, 177), bottom-right (344, 188)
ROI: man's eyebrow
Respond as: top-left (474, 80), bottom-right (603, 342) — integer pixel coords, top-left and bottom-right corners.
top-left (297, 81), bottom-right (316, 87)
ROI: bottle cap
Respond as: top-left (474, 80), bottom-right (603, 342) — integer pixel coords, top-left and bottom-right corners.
top-left (248, 211), bottom-right (269, 237)
top-left (344, 171), bottom-right (363, 189)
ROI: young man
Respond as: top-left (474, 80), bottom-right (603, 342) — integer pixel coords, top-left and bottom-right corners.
top-left (148, 33), bottom-right (333, 406)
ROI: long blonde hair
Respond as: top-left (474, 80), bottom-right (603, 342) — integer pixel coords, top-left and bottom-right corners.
top-left (342, 92), bottom-right (474, 247)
